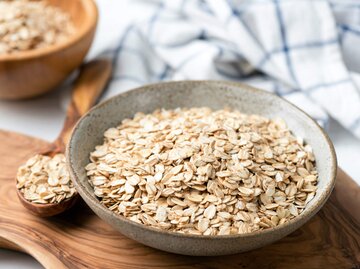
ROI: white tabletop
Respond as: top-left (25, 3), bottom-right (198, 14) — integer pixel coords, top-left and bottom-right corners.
top-left (0, 0), bottom-right (359, 268)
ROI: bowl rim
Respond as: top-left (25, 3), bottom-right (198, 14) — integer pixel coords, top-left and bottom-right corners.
top-left (67, 80), bottom-right (337, 240)
top-left (0, 0), bottom-right (98, 61)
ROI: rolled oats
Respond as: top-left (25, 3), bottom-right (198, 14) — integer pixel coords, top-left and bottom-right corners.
top-left (0, 0), bottom-right (75, 54)
top-left (86, 108), bottom-right (318, 235)
top-left (16, 153), bottom-right (76, 204)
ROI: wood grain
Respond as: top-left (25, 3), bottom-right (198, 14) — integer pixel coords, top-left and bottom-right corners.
top-left (0, 0), bottom-right (98, 100)
top-left (0, 130), bottom-right (359, 269)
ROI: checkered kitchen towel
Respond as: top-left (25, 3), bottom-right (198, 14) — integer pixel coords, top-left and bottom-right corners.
top-left (99, 0), bottom-right (360, 138)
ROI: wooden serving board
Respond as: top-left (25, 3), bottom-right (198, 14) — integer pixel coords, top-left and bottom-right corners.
top-left (0, 130), bottom-right (359, 269)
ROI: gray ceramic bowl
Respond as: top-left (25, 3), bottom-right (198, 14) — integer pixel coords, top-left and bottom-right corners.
top-left (67, 81), bottom-right (337, 256)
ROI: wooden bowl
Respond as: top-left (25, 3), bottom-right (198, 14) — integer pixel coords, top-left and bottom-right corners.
top-left (0, 0), bottom-right (98, 100)
top-left (67, 81), bottom-right (337, 256)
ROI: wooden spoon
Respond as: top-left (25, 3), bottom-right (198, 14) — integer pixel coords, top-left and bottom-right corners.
top-left (16, 59), bottom-right (112, 217)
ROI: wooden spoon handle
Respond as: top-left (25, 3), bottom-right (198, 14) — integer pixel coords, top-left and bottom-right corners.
top-left (55, 59), bottom-right (112, 151)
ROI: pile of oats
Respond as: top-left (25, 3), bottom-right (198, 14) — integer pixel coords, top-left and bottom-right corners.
top-left (0, 0), bottom-right (75, 54)
top-left (86, 108), bottom-right (318, 235)
top-left (17, 153), bottom-right (76, 204)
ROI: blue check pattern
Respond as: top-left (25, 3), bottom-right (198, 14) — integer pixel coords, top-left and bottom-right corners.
top-left (102, 0), bottom-right (360, 139)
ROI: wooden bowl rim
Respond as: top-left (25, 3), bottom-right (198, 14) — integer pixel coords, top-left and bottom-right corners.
top-left (0, 0), bottom-right (98, 62)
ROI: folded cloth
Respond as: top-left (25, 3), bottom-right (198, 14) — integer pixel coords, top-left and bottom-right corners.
top-left (99, 0), bottom-right (360, 139)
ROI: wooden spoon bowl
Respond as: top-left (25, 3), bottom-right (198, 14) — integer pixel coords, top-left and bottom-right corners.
top-left (16, 190), bottom-right (79, 217)
top-left (15, 59), bottom-right (112, 217)
top-left (0, 0), bottom-right (98, 100)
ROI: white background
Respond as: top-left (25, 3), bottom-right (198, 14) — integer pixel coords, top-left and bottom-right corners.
top-left (1, 1), bottom-right (359, 268)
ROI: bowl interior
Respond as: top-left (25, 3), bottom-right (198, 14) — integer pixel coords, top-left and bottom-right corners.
top-left (68, 81), bottom-right (336, 236)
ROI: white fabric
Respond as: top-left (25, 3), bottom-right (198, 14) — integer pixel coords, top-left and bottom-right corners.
top-left (93, 0), bottom-right (360, 138)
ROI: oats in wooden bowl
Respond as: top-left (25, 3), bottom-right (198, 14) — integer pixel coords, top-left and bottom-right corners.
top-left (0, 0), bottom-right (97, 99)
top-left (0, 0), bottom-right (75, 54)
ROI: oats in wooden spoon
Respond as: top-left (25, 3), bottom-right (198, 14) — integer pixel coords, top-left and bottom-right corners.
top-left (16, 154), bottom-right (76, 204)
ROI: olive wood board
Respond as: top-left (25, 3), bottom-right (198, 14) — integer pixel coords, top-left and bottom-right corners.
top-left (0, 130), bottom-right (359, 269)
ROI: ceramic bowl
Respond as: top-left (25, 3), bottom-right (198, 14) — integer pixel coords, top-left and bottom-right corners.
top-left (0, 0), bottom-right (98, 100)
top-left (67, 81), bottom-right (337, 256)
